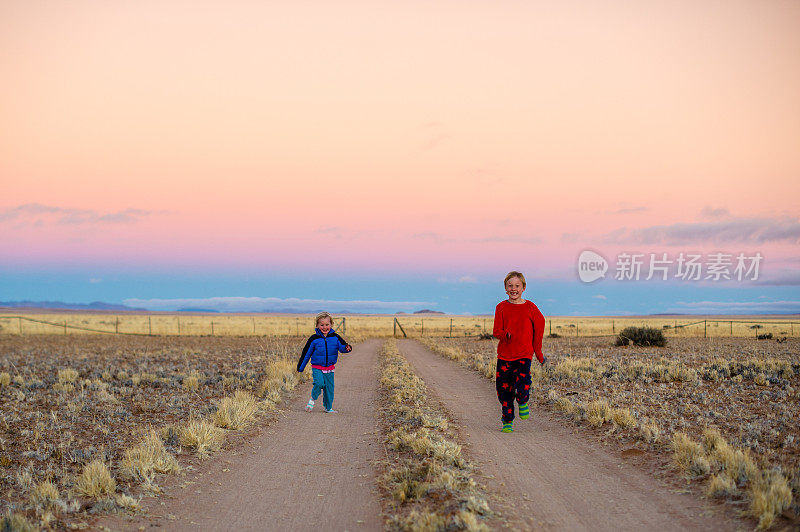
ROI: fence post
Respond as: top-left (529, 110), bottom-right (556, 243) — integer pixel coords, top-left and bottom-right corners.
top-left (576, 323), bottom-right (579, 337)
top-left (177, 317), bottom-right (180, 335)
top-left (64, 321), bottom-right (67, 336)
top-left (449, 318), bottom-right (453, 337)
top-left (730, 321), bottom-right (732, 336)
top-left (421, 319), bottom-right (424, 336)
top-left (296, 318), bottom-right (299, 336)
top-left (148, 316), bottom-right (152, 336)
top-left (211, 321), bottom-right (215, 336)
top-left (252, 316), bottom-right (256, 335)
top-left (394, 317), bottom-right (397, 337)
top-left (18, 317), bottom-right (22, 336)
top-left (704, 320), bottom-right (707, 338)
top-left (549, 321), bottom-right (552, 336)
top-left (612, 320), bottom-right (615, 334)
top-left (116, 317), bottom-right (119, 334)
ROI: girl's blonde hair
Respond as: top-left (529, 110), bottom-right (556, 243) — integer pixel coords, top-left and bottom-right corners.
top-left (504, 271), bottom-right (526, 288)
top-left (315, 311), bottom-right (334, 327)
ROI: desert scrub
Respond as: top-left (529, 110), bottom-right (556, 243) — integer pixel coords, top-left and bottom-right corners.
top-left (213, 390), bottom-right (259, 429)
top-left (74, 460), bottom-right (116, 499)
top-left (426, 335), bottom-right (800, 529)
top-left (120, 429), bottom-right (180, 482)
top-left (0, 334), bottom-right (306, 529)
top-left (615, 326), bottom-right (666, 347)
top-left (180, 418), bottom-right (226, 457)
top-left (379, 339), bottom-right (491, 531)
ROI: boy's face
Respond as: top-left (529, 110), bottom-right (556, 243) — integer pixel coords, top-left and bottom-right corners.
top-left (317, 317), bottom-right (332, 334)
top-left (505, 277), bottom-right (525, 302)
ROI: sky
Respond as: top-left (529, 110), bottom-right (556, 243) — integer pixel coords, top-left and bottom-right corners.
top-left (1, 0), bottom-right (799, 315)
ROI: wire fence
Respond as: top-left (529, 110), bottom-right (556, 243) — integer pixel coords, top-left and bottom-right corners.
top-left (1, 313), bottom-right (796, 339)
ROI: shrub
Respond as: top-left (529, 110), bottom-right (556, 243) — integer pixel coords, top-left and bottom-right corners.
top-left (74, 460), bottom-right (116, 498)
top-left (57, 368), bottom-right (79, 384)
top-left (748, 469), bottom-right (792, 530)
top-left (180, 419), bottom-right (225, 457)
top-left (0, 372), bottom-right (10, 387)
top-left (120, 430), bottom-right (180, 482)
top-left (585, 399), bottom-right (612, 427)
top-left (213, 391), bottom-right (259, 429)
top-left (615, 327), bottom-right (666, 347)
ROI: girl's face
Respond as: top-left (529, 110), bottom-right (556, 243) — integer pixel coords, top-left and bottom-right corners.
top-left (317, 317), bottom-right (332, 335)
top-left (505, 277), bottom-right (526, 303)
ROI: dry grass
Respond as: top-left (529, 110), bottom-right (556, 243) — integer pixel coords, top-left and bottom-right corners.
top-left (120, 429), bottom-right (181, 482)
top-left (379, 339), bottom-right (491, 530)
top-left (74, 460), bottom-right (116, 499)
top-left (213, 390), bottom-right (259, 429)
top-left (424, 335), bottom-right (800, 529)
top-left (180, 418), bottom-right (226, 457)
top-left (747, 470), bottom-right (793, 530)
top-left (0, 334), bottom-right (309, 528)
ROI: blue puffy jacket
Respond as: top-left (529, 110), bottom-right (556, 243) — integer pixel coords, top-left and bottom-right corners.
top-left (296, 328), bottom-right (351, 372)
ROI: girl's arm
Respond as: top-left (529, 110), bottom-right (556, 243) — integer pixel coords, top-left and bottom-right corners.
top-left (334, 333), bottom-right (352, 353)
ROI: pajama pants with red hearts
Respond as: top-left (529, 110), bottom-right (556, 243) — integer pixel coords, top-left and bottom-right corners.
top-left (495, 357), bottom-right (532, 422)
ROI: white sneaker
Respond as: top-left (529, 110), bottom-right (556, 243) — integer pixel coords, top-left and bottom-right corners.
top-left (325, 409), bottom-right (338, 414)
top-left (305, 399), bottom-right (314, 412)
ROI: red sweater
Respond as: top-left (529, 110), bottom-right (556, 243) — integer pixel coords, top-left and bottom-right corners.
top-left (493, 300), bottom-right (545, 362)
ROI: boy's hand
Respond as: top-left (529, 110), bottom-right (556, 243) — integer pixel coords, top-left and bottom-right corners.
top-left (540, 355), bottom-right (548, 366)
top-left (505, 332), bottom-right (511, 341)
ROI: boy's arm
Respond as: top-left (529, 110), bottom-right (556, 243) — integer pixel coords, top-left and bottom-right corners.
top-left (333, 332), bottom-right (352, 353)
top-left (492, 305), bottom-right (509, 340)
top-left (531, 303), bottom-right (546, 364)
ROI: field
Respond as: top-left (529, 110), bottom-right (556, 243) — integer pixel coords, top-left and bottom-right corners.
top-left (3, 316), bottom-right (800, 530)
top-left (1, 312), bottom-right (798, 339)
top-left (0, 334), bottom-right (305, 530)
top-left (422, 335), bottom-right (800, 528)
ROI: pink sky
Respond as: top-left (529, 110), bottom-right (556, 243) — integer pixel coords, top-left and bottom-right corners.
top-left (2, 1), bottom-right (799, 278)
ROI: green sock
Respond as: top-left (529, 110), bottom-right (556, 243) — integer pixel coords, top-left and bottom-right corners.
top-left (501, 421), bottom-right (513, 432)
top-left (519, 403), bottom-right (530, 419)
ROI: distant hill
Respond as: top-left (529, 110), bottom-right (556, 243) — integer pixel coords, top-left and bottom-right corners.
top-left (0, 300), bottom-right (146, 311)
top-left (177, 308), bottom-right (220, 313)
top-left (414, 309), bottom-right (444, 314)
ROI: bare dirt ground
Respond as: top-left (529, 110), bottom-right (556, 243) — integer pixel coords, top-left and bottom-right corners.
top-left (102, 339), bottom-right (384, 532)
top-left (397, 339), bottom-right (748, 531)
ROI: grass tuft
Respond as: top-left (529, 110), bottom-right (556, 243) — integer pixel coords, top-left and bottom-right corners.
top-left (120, 429), bottom-right (180, 482)
top-left (213, 390), bottom-right (259, 429)
top-left (180, 418), bottom-right (225, 457)
top-left (747, 469), bottom-right (792, 530)
top-left (74, 460), bottom-right (116, 499)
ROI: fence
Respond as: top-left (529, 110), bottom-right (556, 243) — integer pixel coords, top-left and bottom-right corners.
top-left (0, 313), bottom-right (796, 339)
top-left (0, 314), bottom-right (347, 337)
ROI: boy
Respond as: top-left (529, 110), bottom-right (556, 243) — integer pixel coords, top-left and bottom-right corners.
top-left (492, 271), bottom-right (547, 432)
top-left (297, 312), bottom-right (352, 413)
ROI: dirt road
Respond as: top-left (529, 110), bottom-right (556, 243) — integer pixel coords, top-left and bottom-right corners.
top-left (397, 339), bottom-right (744, 531)
top-left (108, 339), bottom-right (384, 531)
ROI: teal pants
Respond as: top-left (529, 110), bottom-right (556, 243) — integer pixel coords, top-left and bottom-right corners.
top-left (311, 369), bottom-right (335, 411)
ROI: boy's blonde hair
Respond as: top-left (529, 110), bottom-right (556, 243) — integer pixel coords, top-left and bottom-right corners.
top-left (315, 311), bottom-right (334, 327)
top-left (504, 271), bottom-right (526, 288)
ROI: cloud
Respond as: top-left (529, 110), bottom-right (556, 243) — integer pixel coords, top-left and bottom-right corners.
top-left (122, 296), bottom-right (435, 313)
top-left (612, 206), bottom-right (648, 214)
top-left (89, 278), bottom-right (103, 284)
top-left (752, 268), bottom-right (800, 286)
top-left (469, 235), bottom-right (542, 245)
top-left (0, 203), bottom-right (171, 226)
top-left (700, 206), bottom-right (731, 219)
top-left (592, 294), bottom-right (607, 299)
top-left (437, 275), bottom-right (479, 284)
top-left (601, 216), bottom-right (800, 245)
top-left (667, 300), bottom-right (800, 314)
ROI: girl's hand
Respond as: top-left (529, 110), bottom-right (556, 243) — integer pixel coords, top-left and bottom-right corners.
top-left (346, 344), bottom-right (352, 352)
